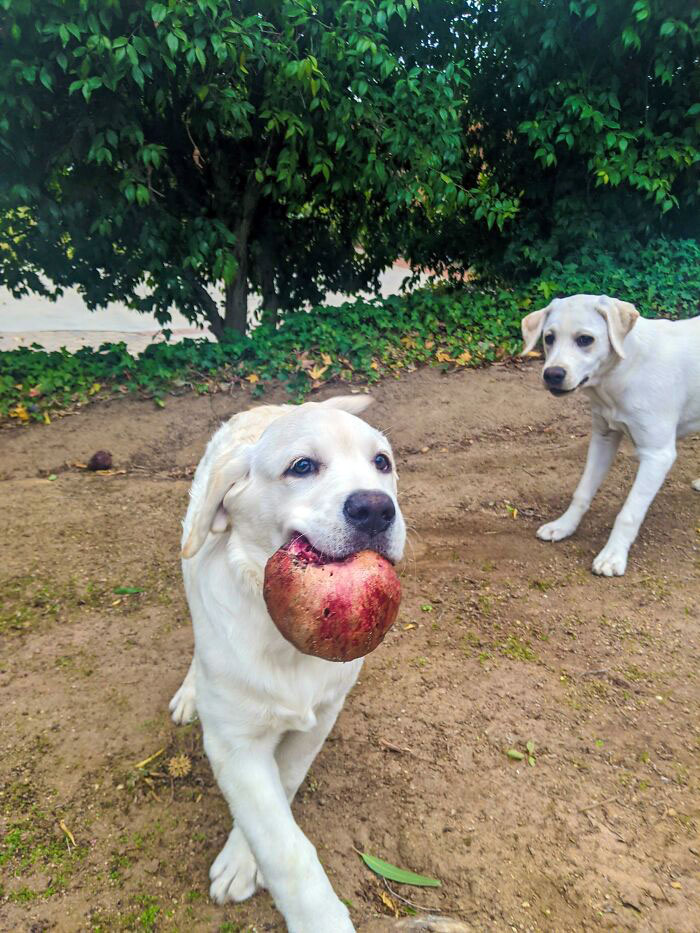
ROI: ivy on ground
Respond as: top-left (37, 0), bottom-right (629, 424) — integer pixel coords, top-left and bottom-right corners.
top-left (2, 238), bottom-right (698, 425)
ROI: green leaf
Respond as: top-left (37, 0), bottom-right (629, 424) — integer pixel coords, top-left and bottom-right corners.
top-left (507, 749), bottom-right (524, 760)
top-left (358, 853), bottom-right (441, 888)
top-left (526, 740), bottom-right (535, 755)
top-left (113, 586), bottom-right (145, 595)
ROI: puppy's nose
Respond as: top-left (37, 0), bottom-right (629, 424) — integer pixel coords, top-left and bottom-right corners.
top-left (343, 491), bottom-right (396, 535)
top-left (543, 366), bottom-right (567, 387)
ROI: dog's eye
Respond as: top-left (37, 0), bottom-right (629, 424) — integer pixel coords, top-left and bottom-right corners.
top-left (544, 333), bottom-right (555, 346)
top-left (576, 335), bottom-right (594, 348)
top-left (286, 458), bottom-right (318, 477)
top-left (374, 454), bottom-right (392, 473)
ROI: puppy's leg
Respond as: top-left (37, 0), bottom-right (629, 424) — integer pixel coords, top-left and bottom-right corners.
top-left (169, 658), bottom-right (197, 724)
top-left (538, 427), bottom-right (622, 542)
top-left (205, 731), bottom-right (354, 933)
top-left (692, 478), bottom-right (700, 492)
top-left (275, 702), bottom-right (344, 803)
top-left (209, 702), bottom-right (346, 905)
top-left (593, 444), bottom-right (676, 577)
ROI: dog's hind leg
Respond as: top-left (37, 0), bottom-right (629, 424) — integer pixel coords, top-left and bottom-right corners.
top-left (692, 478), bottom-right (700, 491)
top-left (169, 657), bottom-right (197, 724)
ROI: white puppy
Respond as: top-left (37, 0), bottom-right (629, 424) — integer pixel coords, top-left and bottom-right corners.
top-left (169, 396), bottom-right (405, 932)
top-left (522, 294), bottom-right (700, 576)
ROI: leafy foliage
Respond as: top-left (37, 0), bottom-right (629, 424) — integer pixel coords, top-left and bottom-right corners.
top-left (411, 0), bottom-right (700, 274)
top-left (2, 238), bottom-right (697, 425)
top-left (0, 0), bottom-right (474, 335)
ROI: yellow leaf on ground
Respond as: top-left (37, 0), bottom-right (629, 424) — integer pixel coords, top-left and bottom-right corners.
top-left (246, 373), bottom-right (259, 384)
top-left (455, 350), bottom-right (472, 365)
top-left (379, 890), bottom-right (399, 918)
top-left (58, 820), bottom-right (76, 846)
top-left (436, 349), bottom-right (454, 363)
top-left (88, 382), bottom-right (102, 395)
top-left (308, 365), bottom-right (328, 381)
top-left (370, 360), bottom-right (379, 371)
top-left (10, 404), bottom-right (30, 422)
top-left (320, 352), bottom-right (332, 366)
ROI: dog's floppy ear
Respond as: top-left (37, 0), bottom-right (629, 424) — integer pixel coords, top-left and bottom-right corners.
top-left (181, 451), bottom-right (250, 559)
top-left (318, 394), bottom-right (373, 415)
top-left (595, 296), bottom-right (639, 358)
top-left (520, 305), bottom-right (550, 355)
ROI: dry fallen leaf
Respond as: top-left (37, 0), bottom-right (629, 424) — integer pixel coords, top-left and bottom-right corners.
top-left (58, 819), bottom-right (76, 846)
top-left (246, 373), bottom-right (259, 384)
top-left (379, 889), bottom-right (400, 918)
top-left (134, 746), bottom-right (166, 771)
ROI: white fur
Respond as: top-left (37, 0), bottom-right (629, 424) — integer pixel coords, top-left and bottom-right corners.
top-left (521, 294), bottom-right (700, 576)
top-left (170, 396), bottom-right (405, 931)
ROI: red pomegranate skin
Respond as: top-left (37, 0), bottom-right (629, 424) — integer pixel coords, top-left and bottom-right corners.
top-left (263, 539), bottom-right (401, 662)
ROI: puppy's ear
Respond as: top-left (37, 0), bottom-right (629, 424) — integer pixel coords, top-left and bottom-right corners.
top-left (181, 451), bottom-right (250, 559)
top-left (595, 296), bottom-right (639, 358)
top-left (520, 305), bottom-right (550, 355)
top-left (318, 394), bottom-right (373, 415)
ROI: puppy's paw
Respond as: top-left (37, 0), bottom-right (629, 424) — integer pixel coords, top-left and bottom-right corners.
top-left (209, 829), bottom-right (264, 904)
top-left (592, 546), bottom-right (627, 577)
top-left (169, 681), bottom-right (197, 725)
top-left (692, 478), bottom-right (700, 492)
top-left (537, 519), bottom-right (576, 542)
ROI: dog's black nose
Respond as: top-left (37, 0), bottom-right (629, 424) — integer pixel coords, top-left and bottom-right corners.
top-left (543, 366), bottom-right (567, 387)
top-left (343, 491), bottom-right (396, 536)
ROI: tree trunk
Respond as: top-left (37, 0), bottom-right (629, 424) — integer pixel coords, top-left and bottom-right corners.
top-left (223, 177), bottom-right (259, 335)
top-left (192, 280), bottom-right (225, 341)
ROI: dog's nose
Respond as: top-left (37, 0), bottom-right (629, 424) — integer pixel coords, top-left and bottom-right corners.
top-left (343, 490), bottom-right (396, 535)
top-left (543, 366), bottom-right (567, 387)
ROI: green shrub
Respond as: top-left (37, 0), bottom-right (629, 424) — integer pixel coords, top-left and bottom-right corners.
top-left (2, 238), bottom-right (697, 424)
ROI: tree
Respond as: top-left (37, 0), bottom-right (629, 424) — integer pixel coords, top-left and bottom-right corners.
top-left (0, 0), bottom-right (472, 337)
top-left (433, 0), bottom-right (700, 273)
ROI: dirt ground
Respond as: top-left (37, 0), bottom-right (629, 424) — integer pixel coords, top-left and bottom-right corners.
top-left (1, 365), bottom-right (699, 933)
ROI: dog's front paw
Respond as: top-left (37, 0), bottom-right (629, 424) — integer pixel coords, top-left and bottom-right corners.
top-left (209, 829), bottom-right (264, 904)
top-left (537, 519), bottom-right (576, 542)
top-left (169, 681), bottom-right (197, 725)
top-left (692, 478), bottom-right (700, 492)
top-left (592, 546), bottom-right (628, 577)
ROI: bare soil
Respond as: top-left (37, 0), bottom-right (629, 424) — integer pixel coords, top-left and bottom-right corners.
top-left (1, 365), bottom-right (699, 933)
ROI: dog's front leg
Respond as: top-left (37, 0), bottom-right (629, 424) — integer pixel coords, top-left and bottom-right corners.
top-left (205, 731), bottom-right (354, 933)
top-left (592, 443), bottom-right (676, 576)
top-left (538, 425), bottom-right (622, 542)
top-left (275, 700), bottom-right (346, 803)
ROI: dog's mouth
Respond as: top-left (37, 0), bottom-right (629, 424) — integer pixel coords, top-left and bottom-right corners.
top-left (549, 376), bottom-right (589, 396)
top-left (285, 534), bottom-right (333, 565)
top-left (285, 533), bottom-right (394, 566)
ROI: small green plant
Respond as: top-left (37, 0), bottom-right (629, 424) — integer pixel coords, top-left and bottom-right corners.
top-left (507, 740), bottom-right (536, 767)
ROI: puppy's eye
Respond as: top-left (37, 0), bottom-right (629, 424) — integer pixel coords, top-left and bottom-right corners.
top-left (374, 453), bottom-right (392, 473)
top-left (576, 335), bottom-right (594, 348)
top-left (286, 458), bottom-right (318, 477)
top-left (544, 333), bottom-right (555, 346)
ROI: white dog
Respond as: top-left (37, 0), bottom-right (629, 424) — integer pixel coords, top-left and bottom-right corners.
top-left (521, 294), bottom-right (700, 576)
top-left (169, 395), bottom-right (405, 932)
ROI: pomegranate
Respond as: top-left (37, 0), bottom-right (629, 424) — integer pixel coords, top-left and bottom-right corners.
top-left (263, 535), bottom-right (401, 662)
